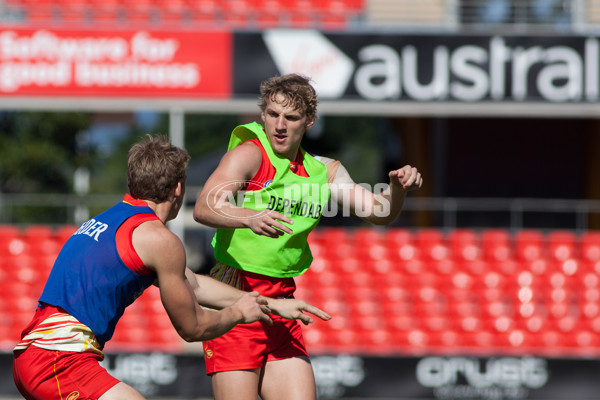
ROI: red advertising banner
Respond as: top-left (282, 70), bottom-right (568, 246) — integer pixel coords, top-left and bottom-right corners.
top-left (0, 28), bottom-right (232, 98)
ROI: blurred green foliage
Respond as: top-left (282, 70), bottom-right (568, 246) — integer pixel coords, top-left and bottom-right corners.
top-left (0, 111), bottom-right (383, 224)
top-left (0, 111), bottom-right (91, 194)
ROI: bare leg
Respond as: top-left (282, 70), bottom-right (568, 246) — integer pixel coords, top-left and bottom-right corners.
top-left (212, 369), bottom-right (262, 400)
top-left (98, 382), bottom-right (146, 400)
top-left (259, 357), bottom-right (316, 400)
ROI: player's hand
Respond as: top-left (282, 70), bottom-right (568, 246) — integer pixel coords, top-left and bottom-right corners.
top-left (267, 298), bottom-right (332, 325)
top-left (389, 165), bottom-right (422, 192)
top-left (233, 291), bottom-right (273, 325)
top-left (247, 210), bottom-right (293, 238)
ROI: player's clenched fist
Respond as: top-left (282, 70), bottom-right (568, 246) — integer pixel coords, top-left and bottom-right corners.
top-left (389, 165), bottom-right (423, 191)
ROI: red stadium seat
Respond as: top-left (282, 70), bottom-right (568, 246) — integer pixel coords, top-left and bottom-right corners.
top-left (187, 0), bottom-right (221, 23)
top-left (318, 227), bottom-right (351, 245)
top-left (488, 258), bottom-right (521, 275)
top-left (566, 329), bottom-right (599, 349)
top-left (221, 0), bottom-right (257, 26)
top-left (430, 258), bottom-right (458, 275)
top-left (381, 286), bottom-right (412, 310)
top-left (303, 325), bottom-right (334, 354)
top-left (329, 242), bottom-right (360, 262)
top-left (458, 259), bottom-right (489, 275)
top-left (387, 315), bottom-right (418, 333)
top-left (428, 329), bottom-right (463, 351)
top-left (462, 330), bottom-right (496, 350)
top-left (580, 300), bottom-right (600, 320)
top-left (547, 230), bottom-right (577, 261)
top-left (581, 231), bottom-right (600, 262)
top-left (188, 0), bottom-right (220, 13)
top-left (414, 228), bottom-right (444, 244)
top-left (413, 287), bottom-right (447, 316)
top-left (91, 0), bottom-right (124, 23)
top-left (22, 225), bottom-right (53, 239)
top-left (386, 228), bottom-right (413, 247)
top-left (448, 271), bottom-right (476, 291)
top-left (384, 229), bottom-right (417, 261)
top-left (0, 322), bottom-right (19, 351)
top-left (257, 10), bottom-right (283, 27)
top-left (1, 236), bottom-right (29, 257)
top-left (481, 229), bottom-right (513, 261)
top-left (22, 0), bottom-right (57, 22)
top-left (58, 0), bottom-right (90, 22)
top-left (514, 230), bottom-right (545, 261)
top-left (405, 329), bottom-right (431, 351)
top-left (414, 229), bottom-right (449, 261)
top-left (345, 281), bottom-right (379, 302)
top-left (370, 258), bottom-right (397, 278)
top-left (255, 0), bottom-right (293, 27)
top-left (289, 10), bottom-right (313, 27)
top-left (5, 310), bottom-right (34, 349)
top-left (552, 258), bottom-right (580, 276)
top-left (392, 241), bottom-right (420, 262)
top-left (447, 296), bottom-right (480, 319)
top-left (447, 229), bottom-right (481, 261)
top-left (421, 315), bottom-right (452, 333)
top-left (27, 237), bottom-right (62, 258)
top-left (158, 0), bottom-right (190, 23)
top-left (356, 242), bottom-right (392, 262)
top-left (0, 225), bottom-right (20, 241)
top-left (523, 257), bottom-right (551, 275)
top-left (122, 0), bottom-right (156, 23)
top-left (354, 228), bottom-right (388, 259)
top-left (329, 330), bottom-right (362, 354)
top-left (494, 329), bottom-right (535, 353)
top-left (360, 328), bottom-right (395, 355)
top-left (315, 0), bottom-right (353, 15)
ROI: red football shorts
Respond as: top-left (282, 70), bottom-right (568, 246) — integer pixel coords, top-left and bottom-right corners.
top-left (13, 345), bottom-right (119, 400)
top-left (203, 267), bottom-right (309, 374)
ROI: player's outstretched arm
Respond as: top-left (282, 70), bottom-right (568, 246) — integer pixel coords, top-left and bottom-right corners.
top-left (266, 298), bottom-right (332, 325)
top-left (328, 160), bottom-right (422, 226)
top-left (136, 221), bottom-right (272, 342)
top-left (185, 268), bottom-right (258, 310)
top-left (186, 269), bottom-right (330, 325)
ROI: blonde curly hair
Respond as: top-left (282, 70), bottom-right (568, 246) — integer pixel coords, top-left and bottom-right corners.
top-left (259, 73), bottom-right (318, 121)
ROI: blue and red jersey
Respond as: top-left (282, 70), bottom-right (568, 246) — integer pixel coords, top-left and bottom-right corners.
top-left (37, 194), bottom-right (158, 347)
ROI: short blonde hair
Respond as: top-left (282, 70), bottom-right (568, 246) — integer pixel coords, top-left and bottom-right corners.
top-left (259, 73), bottom-right (318, 121)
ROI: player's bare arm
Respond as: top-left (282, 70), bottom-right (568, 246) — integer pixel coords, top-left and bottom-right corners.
top-left (185, 269), bottom-right (331, 324)
top-left (134, 220), bottom-right (272, 341)
top-left (323, 157), bottom-right (423, 225)
top-left (194, 141), bottom-right (293, 237)
top-left (266, 298), bottom-right (332, 325)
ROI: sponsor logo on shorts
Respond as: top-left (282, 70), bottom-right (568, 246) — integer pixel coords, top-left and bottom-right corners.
top-left (204, 343), bottom-right (213, 359)
top-left (66, 391), bottom-right (80, 400)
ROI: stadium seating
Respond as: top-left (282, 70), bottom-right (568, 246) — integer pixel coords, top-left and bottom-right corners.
top-left (3, 224), bottom-right (600, 357)
top-left (300, 226), bottom-right (600, 357)
top-left (3, 0), bottom-right (366, 30)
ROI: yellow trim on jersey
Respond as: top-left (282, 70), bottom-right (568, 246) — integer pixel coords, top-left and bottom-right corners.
top-left (13, 312), bottom-right (103, 356)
